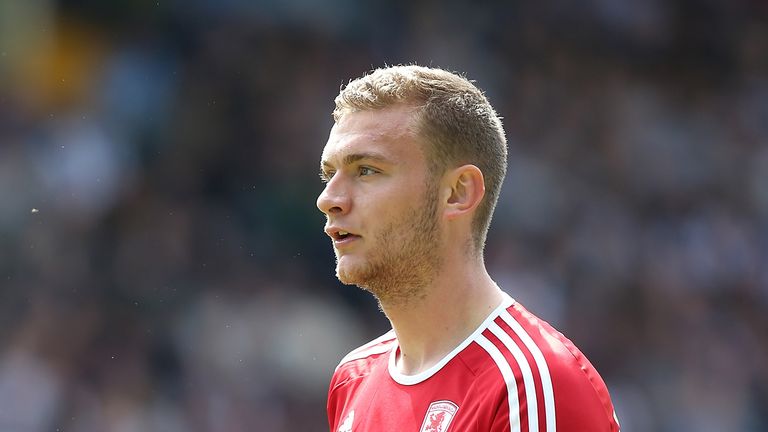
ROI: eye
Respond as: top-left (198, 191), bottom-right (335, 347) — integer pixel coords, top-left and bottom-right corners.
top-left (319, 170), bottom-right (335, 183)
top-left (359, 166), bottom-right (377, 177)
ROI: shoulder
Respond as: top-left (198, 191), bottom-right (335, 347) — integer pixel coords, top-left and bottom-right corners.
top-left (327, 330), bottom-right (396, 431)
top-left (335, 329), bottom-right (397, 370)
top-left (329, 329), bottom-right (396, 388)
top-left (477, 300), bottom-right (619, 431)
top-left (506, 301), bottom-right (611, 398)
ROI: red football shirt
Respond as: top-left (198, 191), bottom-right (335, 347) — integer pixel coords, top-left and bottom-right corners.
top-left (327, 293), bottom-right (620, 432)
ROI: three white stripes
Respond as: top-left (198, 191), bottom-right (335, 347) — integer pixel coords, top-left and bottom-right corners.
top-left (477, 310), bottom-right (556, 432)
top-left (500, 311), bottom-right (556, 432)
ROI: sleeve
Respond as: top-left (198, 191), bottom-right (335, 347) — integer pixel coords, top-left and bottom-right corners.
top-left (486, 386), bottom-right (619, 432)
top-left (547, 341), bottom-right (621, 432)
top-left (484, 352), bottom-right (620, 432)
top-left (327, 369), bottom-right (343, 432)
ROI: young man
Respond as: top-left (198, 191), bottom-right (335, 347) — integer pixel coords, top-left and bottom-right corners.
top-left (317, 65), bottom-right (620, 432)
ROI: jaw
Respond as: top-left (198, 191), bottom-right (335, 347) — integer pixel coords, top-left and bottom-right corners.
top-left (334, 253), bottom-right (369, 285)
top-left (334, 244), bottom-right (443, 308)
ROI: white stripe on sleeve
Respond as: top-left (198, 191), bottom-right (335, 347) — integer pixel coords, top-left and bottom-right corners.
top-left (477, 334), bottom-right (521, 432)
top-left (500, 311), bottom-right (556, 432)
top-left (489, 322), bottom-right (539, 432)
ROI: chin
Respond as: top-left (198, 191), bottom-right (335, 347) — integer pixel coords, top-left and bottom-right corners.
top-left (335, 256), bottom-right (372, 286)
top-left (336, 269), bottom-right (356, 285)
top-left (336, 264), bottom-right (362, 285)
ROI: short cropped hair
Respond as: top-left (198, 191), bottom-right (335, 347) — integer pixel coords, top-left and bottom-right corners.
top-left (333, 65), bottom-right (508, 252)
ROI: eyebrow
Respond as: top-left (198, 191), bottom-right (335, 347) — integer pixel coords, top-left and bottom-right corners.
top-left (321, 152), bottom-right (393, 169)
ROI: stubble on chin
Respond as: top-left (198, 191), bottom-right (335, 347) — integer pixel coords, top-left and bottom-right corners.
top-left (333, 203), bottom-right (441, 308)
top-left (334, 258), bottom-right (357, 286)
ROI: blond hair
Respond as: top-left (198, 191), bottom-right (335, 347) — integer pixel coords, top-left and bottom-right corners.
top-left (333, 65), bottom-right (507, 252)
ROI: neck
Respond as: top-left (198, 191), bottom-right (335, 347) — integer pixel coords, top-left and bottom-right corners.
top-left (380, 255), bottom-right (504, 376)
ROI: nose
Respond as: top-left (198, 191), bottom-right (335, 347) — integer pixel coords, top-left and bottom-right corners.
top-left (316, 176), bottom-right (350, 216)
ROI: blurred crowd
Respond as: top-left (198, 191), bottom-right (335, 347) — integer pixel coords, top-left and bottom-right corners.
top-left (0, 0), bottom-right (766, 431)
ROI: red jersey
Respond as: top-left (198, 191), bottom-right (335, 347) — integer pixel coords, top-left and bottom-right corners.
top-left (327, 293), bottom-right (620, 432)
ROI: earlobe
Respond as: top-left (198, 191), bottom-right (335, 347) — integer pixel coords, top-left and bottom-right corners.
top-left (445, 165), bottom-right (485, 219)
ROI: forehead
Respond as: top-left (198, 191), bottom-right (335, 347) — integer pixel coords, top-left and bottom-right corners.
top-left (321, 107), bottom-right (425, 165)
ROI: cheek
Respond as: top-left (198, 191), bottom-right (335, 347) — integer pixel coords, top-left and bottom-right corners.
top-left (356, 175), bottom-right (431, 229)
top-left (367, 181), bottom-right (424, 212)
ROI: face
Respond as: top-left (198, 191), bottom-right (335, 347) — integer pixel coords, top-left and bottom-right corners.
top-left (317, 106), bottom-right (443, 306)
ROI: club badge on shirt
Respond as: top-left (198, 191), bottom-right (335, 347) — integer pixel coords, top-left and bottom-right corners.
top-left (419, 400), bottom-right (459, 432)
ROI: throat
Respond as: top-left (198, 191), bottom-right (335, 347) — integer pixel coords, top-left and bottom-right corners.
top-left (387, 281), bottom-right (505, 376)
top-left (394, 344), bottom-right (447, 376)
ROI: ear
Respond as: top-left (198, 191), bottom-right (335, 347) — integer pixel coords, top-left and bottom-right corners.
top-left (442, 164), bottom-right (485, 220)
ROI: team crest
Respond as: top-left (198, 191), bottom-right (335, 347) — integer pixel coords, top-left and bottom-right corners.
top-left (419, 400), bottom-right (459, 432)
top-left (338, 410), bottom-right (354, 432)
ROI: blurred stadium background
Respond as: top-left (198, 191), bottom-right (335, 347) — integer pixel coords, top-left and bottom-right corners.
top-left (1, 0), bottom-right (767, 431)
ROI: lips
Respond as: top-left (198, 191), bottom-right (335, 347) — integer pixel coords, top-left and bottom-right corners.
top-left (325, 226), bottom-right (361, 246)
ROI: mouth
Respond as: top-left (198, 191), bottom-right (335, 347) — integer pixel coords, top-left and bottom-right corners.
top-left (326, 227), bottom-right (361, 247)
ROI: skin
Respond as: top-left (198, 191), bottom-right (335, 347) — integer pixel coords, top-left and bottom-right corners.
top-left (317, 105), bottom-right (504, 375)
